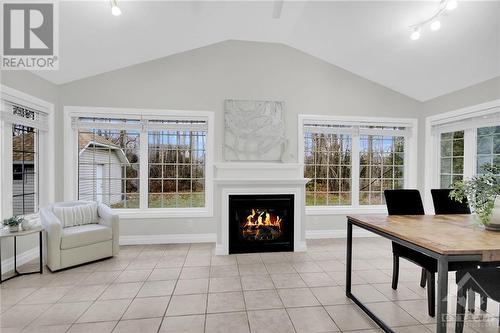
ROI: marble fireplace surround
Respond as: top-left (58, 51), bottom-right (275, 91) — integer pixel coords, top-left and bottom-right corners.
top-left (214, 163), bottom-right (308, 255)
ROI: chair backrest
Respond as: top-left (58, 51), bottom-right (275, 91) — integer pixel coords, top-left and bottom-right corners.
top-left (384, 189), bottom-right (425, 215)
top-left (431, 189), bottom-right (471, 214)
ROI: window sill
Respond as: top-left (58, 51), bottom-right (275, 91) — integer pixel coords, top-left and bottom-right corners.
top-left (306, 205), bottom-right (387, 216)
top-left (113, 208), bottom-right (213, 219)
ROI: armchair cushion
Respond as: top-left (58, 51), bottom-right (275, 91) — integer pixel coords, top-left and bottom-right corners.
top-left (53, 201), bottom-right (98, 228)
top-left (61, 223), bottom-right (112, 250)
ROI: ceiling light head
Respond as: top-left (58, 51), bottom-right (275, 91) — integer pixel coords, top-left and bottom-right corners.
top-left (410, 27), bottom-right (421, 41)
top-left (430, 20), bottom-right (441, 31)
top-left (446, 0), bottom-right (458, 11)
top-left (111, 0), bottom-right (121, 16)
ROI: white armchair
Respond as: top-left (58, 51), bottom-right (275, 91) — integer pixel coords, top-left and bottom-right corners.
top-left (41, 201), bottom-right (119, 271)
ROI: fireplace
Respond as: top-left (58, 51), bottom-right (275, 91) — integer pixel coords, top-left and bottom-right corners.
top-left (229, 194), bottom-right (294, 254)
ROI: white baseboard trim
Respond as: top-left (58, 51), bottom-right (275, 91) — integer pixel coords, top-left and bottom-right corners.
top-left (120, 233), bottom-right (217, 245)
top-left (1, 247), bottom-right (40, 273)
top-left (306, 229), bottom-right (379, 239)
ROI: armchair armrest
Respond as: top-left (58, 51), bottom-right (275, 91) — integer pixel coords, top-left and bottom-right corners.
top-left (97, 203), bottom-right (120, 255)
top-left (40, 208), bottom-right (63, 271)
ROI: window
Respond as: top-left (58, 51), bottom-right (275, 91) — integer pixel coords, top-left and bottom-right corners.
top-left (439, 130), bottom-right (464, 188)
top-left (71, 112), bottom-right (211, 214)
top-left (301, 117), bottom-right (416, 210)
top-left (476, 125), bottom-right (500, 174)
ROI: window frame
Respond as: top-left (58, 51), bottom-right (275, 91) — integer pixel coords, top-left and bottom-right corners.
top-left (424, 99), bottom-right (500, 212)
top-left (298, 114), bottom-right (418, 215)
top-left (64, 106), bottom-right (214, 219)
top-left (0, 85), bottom-right (55, 219)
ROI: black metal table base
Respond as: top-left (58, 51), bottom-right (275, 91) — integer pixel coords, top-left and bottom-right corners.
top-left (0, 230), bottom-right (43, 284)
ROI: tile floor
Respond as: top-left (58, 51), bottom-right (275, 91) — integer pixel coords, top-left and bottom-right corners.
top-left (0, 238), bottom-right (499, 333)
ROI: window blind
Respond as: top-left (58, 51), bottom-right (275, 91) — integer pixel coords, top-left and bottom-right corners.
top-left (304, 122), bottom-right (411, 137)
top-left (1, 100), bottom-right (49, 131)
top-left (73, 116), bottom-right (208, 131)
top-left (431, 108), bottom-right (500, 134)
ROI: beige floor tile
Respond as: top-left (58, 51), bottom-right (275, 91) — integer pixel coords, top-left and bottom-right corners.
top-left (260, 253), bottom-right (289, 264)
top-left (137, 280), bottom-right (176, 297)
top-left (286, 306), bottom-right (339, 332)
top-left (264, 263), bottom-right (296, 274)
top-left (18, 287), bottom-right (71, 304)
top-left (396, 300), bottom-right (437, 324)
top-left (114, 270), bottom-right (151, 283)
top-left (292, 261), bottom-right (323, 273)
top-left (166, 294), bottom-right (207, 316)
top-left (310, 286), bottom-right (351, 305)
top-left (113, 317), bottom-right (162, 333)
top-left (367, 302), bottom-right (420, 327)
top-left (299, 272), bottom-right (337, 287)
top-left (66, 321), bottom-right (117, 333)
top-left (80, 271), bottom-right (120, 285)
top-left (328, 270), bottom-right (367, 285)
top-left (174, 278), bottom-right (209, 295)
top-left (372, 283), bottom-right (424, 301)
top-left (396, 325), bottom-right (433, 333)
top-left (0, 303), bottom-right (51, 328)
top-left (21, 324), bottom-right (70, 332)
top-left (210, 265), bottom-right (239, 278)
top-left (179, 266), bottom-right (210, 279)
top-left (325, 304), bottom-right (378, 331)
top-left (99, 282), bottom-right (142, 300)
top-left (122, 296), bottom-right (170, 319)
top-left (211, 255), bottom-right (237, 266)
top-left (270, 273), bottom-right (306, 289)
top-left (126, 259), bottom-right (159, 270)
top-left (209, 277), bottom-right (241, 293)
top-left (156, 256), bottom-right (186, 268)
top-left (148, 268), bottom-right (181, 281)
top-left (238, 264), bottom-right (267, 276)
top-left (207, 291), bottom-right (245, 313)
top-left (247, 309), bottom-right (295, 333)
top-left (236, 254), bottom-right (263, 265)
top-left (33, 302), bottom-right (91, 326)
top-left (58, 284), bottom-right (108, 303)
top-left (356, 269), bottom-right (393, 284)
top-left (316, 260), bottom-right (346, 272)
top-left (160, 314), bottom-right (205, 333)
top-left (278, 288), bottom-right (320, 308)
top-left (240, 274), bottom-right (275, 291)
top-left (205, 312), bottom-right (250, 333)
top-left (244, 289), bottom-right (283, 310)
top-left (184, 256), bottom-right (211, 267)
top-left (0, 288), bottom-right (37, 306)
top-left (352, 284), bottom-right (391, 303)
top-left (77, 299), bottom-right (132, 323)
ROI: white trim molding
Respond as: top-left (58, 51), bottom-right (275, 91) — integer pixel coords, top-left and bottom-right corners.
top-left (120, 233), bottom-right (216, 245)
top-left (63, 106), bottom-right (215, 219)
top-left (424, 99), bottom-right (500, 211)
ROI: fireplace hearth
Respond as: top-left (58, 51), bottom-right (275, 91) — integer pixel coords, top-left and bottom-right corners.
top-left (229, 194), bottom-right (294, 254)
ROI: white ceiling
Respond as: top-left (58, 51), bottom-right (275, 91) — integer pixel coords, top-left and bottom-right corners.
top-left (34, 1), bottom-right (500, 101)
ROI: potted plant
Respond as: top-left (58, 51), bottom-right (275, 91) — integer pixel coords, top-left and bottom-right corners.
top-left (450, 164), bottom-right (500, 230)
top-left (2, 216), bottom-right (25, 233)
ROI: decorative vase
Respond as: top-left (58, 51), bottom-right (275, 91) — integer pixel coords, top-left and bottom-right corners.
top-left (9, 225), bottom-right (19, 233)
top-left (21, 219), bottom-right (32, 231)
top-left (485, 197), bottom-right (500, 231)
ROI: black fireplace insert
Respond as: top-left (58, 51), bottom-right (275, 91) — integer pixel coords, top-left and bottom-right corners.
top-left (229, 194), bottom-right (294, 254)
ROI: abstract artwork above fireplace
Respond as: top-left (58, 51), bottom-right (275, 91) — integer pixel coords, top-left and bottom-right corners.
top-left (224, 99), bottom-right (286, 161)
top-left (229, 194), bottom-right (294, 254)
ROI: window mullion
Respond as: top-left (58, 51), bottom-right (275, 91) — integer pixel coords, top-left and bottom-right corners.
top-left (139, 130), bottom-right (148, 210)
top-left (351, 133), bottom-right (360, 207)
top-left (463, 128), bottom-right (476, 178)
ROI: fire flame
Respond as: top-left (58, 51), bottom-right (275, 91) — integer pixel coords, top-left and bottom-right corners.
top-left (243, 209), bottom-right (282, 230)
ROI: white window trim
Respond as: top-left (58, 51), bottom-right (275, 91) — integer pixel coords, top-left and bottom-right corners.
top-left (298, 114), bottom-right (418, 215)
top-left (0, 85), bottom-right (55, 219)
top-left (64, 106), bottom-right (215, 219)
top-left (424, 99), bottom-right (500, 213)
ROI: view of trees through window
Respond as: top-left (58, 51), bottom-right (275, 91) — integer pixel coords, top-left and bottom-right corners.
top-left (477, 125), bottom-right (500, 175)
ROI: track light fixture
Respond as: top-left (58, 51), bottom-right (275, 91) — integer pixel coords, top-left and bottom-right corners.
top-left (111, 0), bottom-right (122, 16)
top-left (409, 0), bottom-right (457, 40)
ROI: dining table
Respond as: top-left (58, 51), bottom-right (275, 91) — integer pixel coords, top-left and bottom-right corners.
top-left (346, 214), bottom-right (500, 333)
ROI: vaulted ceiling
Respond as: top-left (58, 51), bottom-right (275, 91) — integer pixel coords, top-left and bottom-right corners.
top-left (34, 1), bottom-right (500, 101)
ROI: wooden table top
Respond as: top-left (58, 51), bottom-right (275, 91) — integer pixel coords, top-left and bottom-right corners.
top-left (347, 214), bottom-right (500, 262)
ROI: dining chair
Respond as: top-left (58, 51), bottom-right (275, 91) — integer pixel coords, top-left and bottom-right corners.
top-left (383, 189), bottom-right (435, 316)
top-left (455, 268), bottom-right (500, 333)
top-left (431, 189), bottom-right (471, 214)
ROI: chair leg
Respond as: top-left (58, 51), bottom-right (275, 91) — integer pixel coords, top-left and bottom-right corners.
top-left (456, 285), bottom-right (466, 333)
top-left (420, 268), bottom-right (427, 288)
top-left (391, 255), bottom-right (399, 290)
top-left (480, 293), bottom-right (488, 311)
top-left (467, 289), bottom-right (476, 313)
top-left (427, 271), bottom-right (435, 317)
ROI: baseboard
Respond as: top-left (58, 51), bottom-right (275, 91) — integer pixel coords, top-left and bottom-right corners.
top-left (120, 233), bottom-right (217, 245)
top-left (1, 247), bottom-right (40, 273)
top-left (306, 229), bottom-right (379, 239)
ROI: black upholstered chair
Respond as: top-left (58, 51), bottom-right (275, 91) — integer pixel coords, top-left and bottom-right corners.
top-left (431, 189), bottom-right (471, 215)
top-left (384, 190), bottom-right (435, 316)
top-left (456, 268), bottom-right (500, 333)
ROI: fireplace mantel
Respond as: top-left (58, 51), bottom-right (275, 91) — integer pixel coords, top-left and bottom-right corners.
top-left (214, 163), bottom-right (308, 255)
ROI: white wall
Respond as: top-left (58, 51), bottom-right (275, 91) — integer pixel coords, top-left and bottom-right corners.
top-left (58, 40), bottom-right (422, 237)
